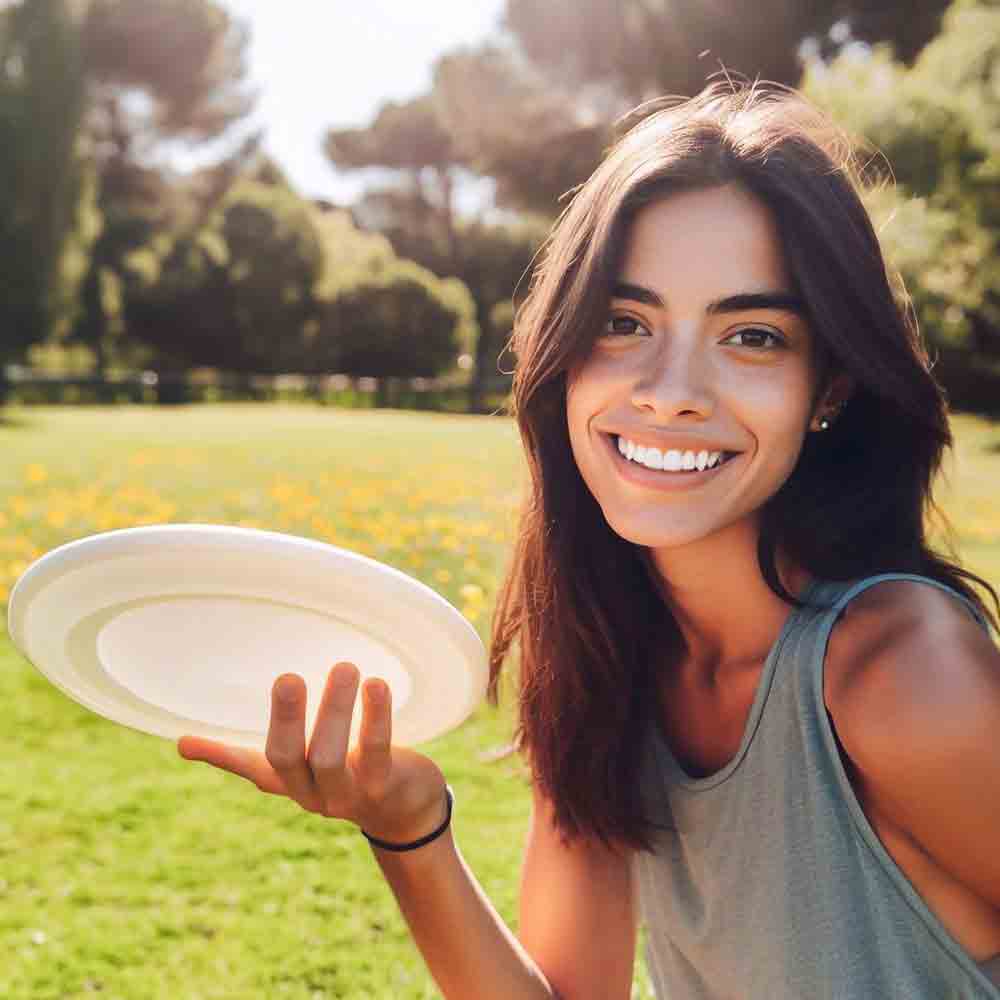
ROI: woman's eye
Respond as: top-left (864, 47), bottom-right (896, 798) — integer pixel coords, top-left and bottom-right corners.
top-left (603, 315), bottom-right (648, 337)
top-left (723, 328), bottom-right (785, 349)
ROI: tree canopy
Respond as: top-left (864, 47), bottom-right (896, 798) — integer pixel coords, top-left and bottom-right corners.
top-left (63, 0), bottom-right (255, 374)
top-left (504, 0), bottom-right (952, 105)
top-left (311, 207), bottom-right (474, 379)
top-left (804, 0), bottom-right (1000, 370)
top-left (0, 0), bottom-right (87, 376)
top-left (124, 178), bottom-right (324, 374)
top-left (5, 0), bottom-right (997, 413)
top-left (81, 0), bottom-right (253, 150)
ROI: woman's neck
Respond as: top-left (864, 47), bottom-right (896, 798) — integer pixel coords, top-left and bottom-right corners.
top-left (647, 518), bottom-right (811, 677)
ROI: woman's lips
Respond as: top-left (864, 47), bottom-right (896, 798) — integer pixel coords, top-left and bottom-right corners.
top-left (604, 433), bottom-right (741, 491)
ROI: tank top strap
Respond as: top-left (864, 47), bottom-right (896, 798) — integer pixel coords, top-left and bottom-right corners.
top-left (805, 572), bottom-right (993, 636)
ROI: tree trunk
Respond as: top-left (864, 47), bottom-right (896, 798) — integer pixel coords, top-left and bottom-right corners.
top-left (437, 166), bottom-right (459, 272)
top-left (154, 367), bottom-right (189, 405)
top-left (376, 377), bottom-right (392, 408)
top-left (93, 334), bottom-right (108, 382)
top-left (307, 373), bottom-right (326, 403)
top-left (468, 298), bottom-right (495, 414)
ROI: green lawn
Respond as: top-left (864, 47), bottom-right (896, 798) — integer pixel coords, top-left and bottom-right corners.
top-left (0, 405), bottom-right (996, 999)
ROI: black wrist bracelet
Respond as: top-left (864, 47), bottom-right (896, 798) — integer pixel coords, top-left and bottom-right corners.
top-left (362, 785), bottom-right (454, 852)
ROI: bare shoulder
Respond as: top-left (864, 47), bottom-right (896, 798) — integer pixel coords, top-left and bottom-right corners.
top-left (823, 577), bottom-right (999, 733)
top-left (823, 577), bottom-right (1000, 908)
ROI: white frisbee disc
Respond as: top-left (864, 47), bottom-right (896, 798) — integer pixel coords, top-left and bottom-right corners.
top-left (7, 524), bottom-right (488, 750)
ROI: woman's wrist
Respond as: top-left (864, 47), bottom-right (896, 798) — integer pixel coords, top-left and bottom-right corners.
top-left (362, 785), bottom-right (454, 852)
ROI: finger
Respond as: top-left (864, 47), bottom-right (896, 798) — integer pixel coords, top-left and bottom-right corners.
top-left (355, 678), bottom-right (392, 794)
top-left (307, 662), bottom-right (361, 810)
top-left (177, 735), bottom-right (290, 796)
top-left (265, 673), bottom-right (318, 807)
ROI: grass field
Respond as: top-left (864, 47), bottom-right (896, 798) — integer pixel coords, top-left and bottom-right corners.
top-left (1, 405), bottom-right (997, 1000)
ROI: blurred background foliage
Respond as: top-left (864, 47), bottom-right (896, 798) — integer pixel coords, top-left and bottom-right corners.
top-left (2, 0), bottom-right (999, 413)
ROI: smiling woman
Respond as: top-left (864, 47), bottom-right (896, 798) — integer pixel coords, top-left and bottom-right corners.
top-left (178, 81), bottom-right (1000, 1000)
top-left (488, 81), bottom-right (1000, 998)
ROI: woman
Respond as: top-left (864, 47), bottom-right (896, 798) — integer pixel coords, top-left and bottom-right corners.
top-left (178, 82), bottom-right (1000, 998)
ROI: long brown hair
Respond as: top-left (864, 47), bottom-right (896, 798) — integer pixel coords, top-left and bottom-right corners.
top-left (488, 82), bottom-right (998, 853)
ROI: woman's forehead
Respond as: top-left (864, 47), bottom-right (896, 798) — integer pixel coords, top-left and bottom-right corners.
top-left (616, 185), bottom-right (793, 303)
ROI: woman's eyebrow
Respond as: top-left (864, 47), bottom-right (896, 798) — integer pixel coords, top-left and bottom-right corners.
top-left (611, 281), bottom-right (664, 307)
top-left (611, 282), bottom-right (806, 317)
top-left (707, 291), bottom-right (807, 316)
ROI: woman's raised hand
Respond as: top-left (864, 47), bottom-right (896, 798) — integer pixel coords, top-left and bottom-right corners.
top-left (177, 661), bottom-right (449, 845)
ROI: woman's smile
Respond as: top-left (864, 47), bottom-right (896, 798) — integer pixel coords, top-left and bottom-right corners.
top-left (603, 432), bottom-right (743, 492)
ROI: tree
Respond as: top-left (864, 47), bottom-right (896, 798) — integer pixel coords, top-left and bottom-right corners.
top-left (445, 219), bottom-right (547, 401)
top-left (123, 178), bottom-right (323, 388)
top-left (0, 0), bottom-right (87, 393)
top-left (432, 45), bottom-right (610, 217)
top-left (326, 96), bottom-right (465, 266)
top-left (70, 0), bottom-right (254, 375)
top-left (306, 207), bottom-right (475, 398)
top-left (504, 0), bottom-right (952, 107)
top-left (122, 188), bottom-right (476, 403)
top-left (803, 0), bottom-right (1000, 411)
top-left (120, 229), bottom-right (228, 382)
top-left (322, 264), bottom-right (469, 385)
top-left (350, 186), bottom-right (544, 408)
top-left (325, 74), bottom-right (550, 410)
top-left (472, 0), bottom-right (960, 216)
top-left (214, 180), bottom-right (322, 373)
top-left (81, 0), bottom-right (253, 148)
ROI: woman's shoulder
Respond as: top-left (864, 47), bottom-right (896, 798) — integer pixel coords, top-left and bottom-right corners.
top-left (822, 573), bottom-right (997, 733)
top-left (821, 574), bottom-right (1000, 910)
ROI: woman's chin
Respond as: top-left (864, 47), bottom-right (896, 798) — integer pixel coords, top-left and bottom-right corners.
top-left (603, 515), bottom-right (712, 552)
top-left (601, 505), bottom-right (756, 554)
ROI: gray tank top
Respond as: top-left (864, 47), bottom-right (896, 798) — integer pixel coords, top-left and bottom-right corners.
top-left (634, 573), bottom-right (1000, 999)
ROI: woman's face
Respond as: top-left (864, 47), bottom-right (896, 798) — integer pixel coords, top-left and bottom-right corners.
top-left (566, 183), bottom-right (828, 552)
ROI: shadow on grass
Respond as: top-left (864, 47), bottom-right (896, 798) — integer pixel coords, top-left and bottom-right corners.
top-left (0, 414), bottom-right (35, 430)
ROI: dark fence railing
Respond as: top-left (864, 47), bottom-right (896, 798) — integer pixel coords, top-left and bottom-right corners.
top-left (0, 368), bottom-right (514, 414)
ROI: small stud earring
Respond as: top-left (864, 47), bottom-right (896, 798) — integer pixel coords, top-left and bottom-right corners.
top-left (819, 417), bottom-right (830, 431)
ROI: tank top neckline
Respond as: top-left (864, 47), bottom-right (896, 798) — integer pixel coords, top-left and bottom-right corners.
top-left (650, 575), bottom-right (824, 790)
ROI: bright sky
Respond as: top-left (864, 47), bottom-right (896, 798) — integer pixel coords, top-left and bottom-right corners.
top-left (212, 0), bottom-right (507, 206)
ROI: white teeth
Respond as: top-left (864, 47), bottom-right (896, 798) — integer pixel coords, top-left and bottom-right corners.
top-left (616, 437), bottom-right (731, 473)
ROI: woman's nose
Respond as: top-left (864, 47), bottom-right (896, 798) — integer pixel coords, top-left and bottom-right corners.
top-left (629, 340), bottom-right (714, 419)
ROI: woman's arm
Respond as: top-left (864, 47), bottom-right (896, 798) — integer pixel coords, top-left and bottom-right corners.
top-left (180, 662), bottom-right (638, 999)
top-left (372, 780), bottom-right (637, 1000)
top-left (826, 581), bottom-right (1000, 910)
top-left (517, 783), bottom-right (639, 1000)
top-left (372, 824), bottom-right (557, 999)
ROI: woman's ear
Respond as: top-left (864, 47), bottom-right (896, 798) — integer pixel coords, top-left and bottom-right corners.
top-left (825, 373), bottom-right (856, 411)
top-left (810, 373), bottom-right (856, 431)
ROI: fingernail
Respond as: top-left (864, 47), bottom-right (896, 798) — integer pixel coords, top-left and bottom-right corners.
top-left (334, 665), bottom-right (358, 688)
top-left (276, 679), bottom-right (298, 703)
